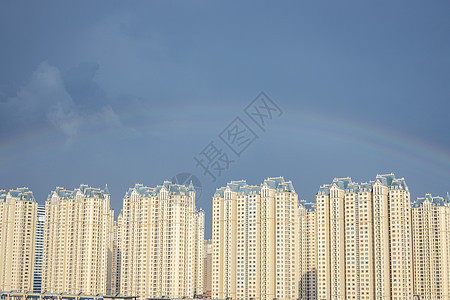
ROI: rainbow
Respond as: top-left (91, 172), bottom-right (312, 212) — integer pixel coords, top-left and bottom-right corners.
top-left (275, 109), bottom-right (450, 179)
top-left (1, 105), bottom-right (449, 181)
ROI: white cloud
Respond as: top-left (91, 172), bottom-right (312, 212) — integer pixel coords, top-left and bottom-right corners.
top-left (1, 61), bottom-right (127, 140)
top-left (46, 99), bottom-right (81, 138)
top-left (2, 62), bottom-right (74, 124)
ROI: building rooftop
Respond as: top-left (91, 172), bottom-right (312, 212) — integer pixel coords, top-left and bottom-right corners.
top-left (47, 185), bottom-right (110, 201)
top-left (124, 181), bottom-right (193, 198)
top-left (0, 187), bottom-right (35, 202)
top-left (317, 173), bottom-right (408, 195)
top-left (413, 193), bottom-right (450, 207)
top-left (214, 176), bottom-right (296, 197)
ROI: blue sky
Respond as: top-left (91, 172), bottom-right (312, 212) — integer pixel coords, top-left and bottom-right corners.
top-left (1, 1), bottom-right (449, 238)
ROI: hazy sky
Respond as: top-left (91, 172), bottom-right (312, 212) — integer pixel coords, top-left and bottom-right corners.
top-left (1, 1), bottom-right (450, 238)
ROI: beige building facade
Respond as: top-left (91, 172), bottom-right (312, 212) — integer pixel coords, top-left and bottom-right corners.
top-left (119, 181), bottom-right (204, 299)
top-left (5, 177), bottom-right (450, 299)
top-left (111, 218), bottom-right (122, 296)
top-left (412, 193), bottom-right (450, 299)
top-left (316, 174), bottom-right (412, 300)
top-left (0, 188), bottom-right (37, 292)
top-left (212, 177), bottom-right (299, 300)
top-left (42, 185), bottom-right (114, 295)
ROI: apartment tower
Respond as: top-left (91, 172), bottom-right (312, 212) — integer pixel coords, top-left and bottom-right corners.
top-left (33, 205), bottom-right (45, 293)
top-left (119, 181), bottom-right (204, 299)
top-left (42, 185), bottom-right (114, 295)
top-left (298, 201), bottom-right (317, 300)
top-left (0, 187), bottom-right (37, 292)
top-left (212, 177), bottom-right (299, 300)
top-left (111, 218), bottom-right (122, 296)
top-left (316, 174), bottom-right (412, 300)
top-left (203, 239), bottom-right (213, 296)
top-left (412, 193), bottom-right (450, 299)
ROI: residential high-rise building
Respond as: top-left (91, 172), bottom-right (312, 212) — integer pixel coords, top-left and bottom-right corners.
top-left (111, 217), bottom-right (123, 296)
top-left (212, 177), bottom-right (299, 300)
top-left (203, 239), bottom-right (213, 296)
top-left (119, 181), bottom-right (204, 299)
top-left (316, 174), bottom-right (412, 300)
top-left (298, 201), bottom-right (317, 300)
top-left (33, 205), bottom-right (45, 293)
top-left (412, 193), bottom-right (450, 299)
top-left (0, 187), bottom-right (37, 292)
top-left (194, 208), bottom-right (205, 297)
top-left (42, 185), bottom-right (114, 295)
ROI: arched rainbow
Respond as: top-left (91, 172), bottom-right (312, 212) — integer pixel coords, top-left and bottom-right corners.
top-left (1, 106), bottom-right (449, 180)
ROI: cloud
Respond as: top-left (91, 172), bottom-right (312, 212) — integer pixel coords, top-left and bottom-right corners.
top-left (63, 62), bottom-right (109, 110)
top-left (1, 62), bottom-right (70, 123)
top-left (0, 61), bottom-right (130, 140)
top-left (46, 97), bottom-right (81, 138)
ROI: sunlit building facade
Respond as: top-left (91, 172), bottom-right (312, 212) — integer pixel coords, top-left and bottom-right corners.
top-left (0, 187), bottom-right (37, 292)
top-left (111, 218), bottom-right (123, 296)
top-left (119, 181), bottom-right (204, 299)
top-left (212, 177), bottom-right (299, 300)
top-left (316, 174), bottom-right (412, 300)
top-left (42, 185), bottom-right (114, 295)
top-left (412, 193), bottom-right (450, 299)
top-left (5, 175), bottom-right (450, 300)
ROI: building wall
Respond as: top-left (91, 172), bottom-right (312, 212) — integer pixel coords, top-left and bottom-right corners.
top-left (212, 177), bottom-right (299, 300)
top-left (372, 181), bottom-right (390, 299)
top-left (194, 212), bottom-right (205, 296)
top-left (0, 188), bottom-right (37, 292)
top-left (212, 183), bottom-right (238, 300)
top-left (344, 187), bottom-right (374, 299)
top-left (316, 174), bottom-right (412, 300)
top-left (412, 194), bottom-right (450, 300)
top-left (316, 189), bottom-right (331, 300)
top-left (119, 182), bottom-right (204, 299)
top-left (330, 185), bottom-right (346, 300)
top-left (42, 185), bottom-right (114, 295)
top-left (388, 183), bottom-right (413, 299)
top-left (111, 218), bottom-right (122, 296)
